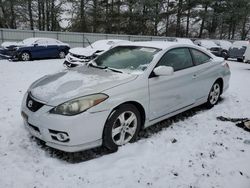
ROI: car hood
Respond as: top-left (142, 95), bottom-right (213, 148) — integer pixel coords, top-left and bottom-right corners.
top-left (69, 47), bottom-right (98, 57)
top-left (29, 65), bottom-right (137, 106)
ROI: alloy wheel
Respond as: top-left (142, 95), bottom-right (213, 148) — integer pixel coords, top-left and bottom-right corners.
top-left (209, 83), bottom-right (221, 105)
top-left (59, 51), bottom-right (66, 59)
top-left (111, 111), bottom-right (138, 145)
top-left (21, 52), bottom-right (30, 61)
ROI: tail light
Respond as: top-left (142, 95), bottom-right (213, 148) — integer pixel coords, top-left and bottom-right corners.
top-left (222, 62), bottom-right (230, 69)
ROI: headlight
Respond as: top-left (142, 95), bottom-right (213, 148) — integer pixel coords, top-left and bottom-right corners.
top-left (50, 93), bottom-right (108, 116)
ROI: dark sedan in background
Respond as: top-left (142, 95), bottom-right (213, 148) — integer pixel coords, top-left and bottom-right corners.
top-left (0, 38), bottom-right (70, 61)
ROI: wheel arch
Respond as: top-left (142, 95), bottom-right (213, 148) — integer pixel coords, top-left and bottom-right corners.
top-left (103, 101), bottom-right (146, 136)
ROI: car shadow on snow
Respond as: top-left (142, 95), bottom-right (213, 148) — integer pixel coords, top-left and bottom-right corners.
top-left (32, 98), bottom-right (225, 163)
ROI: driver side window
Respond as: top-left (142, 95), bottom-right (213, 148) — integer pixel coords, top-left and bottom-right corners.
top-left (157, 48), bottom-right (193, 71)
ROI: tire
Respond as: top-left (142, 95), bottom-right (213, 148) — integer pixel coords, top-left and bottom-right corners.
top-left (59, 51), bottom-right (66, 59)
top-left (221, 51), bottom-right (228, 59)
top-left (20, 52), bottom-right (31, 61)
top-left (237, 58), bottom-right (243, 62)
top-left (103, 104), bottom-right (141, 151)
top-left (206, 81), bottom-right (221, 108)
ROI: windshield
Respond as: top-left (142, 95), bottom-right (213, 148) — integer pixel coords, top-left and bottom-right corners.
top-left (94, 46), bottom-right (160, 73)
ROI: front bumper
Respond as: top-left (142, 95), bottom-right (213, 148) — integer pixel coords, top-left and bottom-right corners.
top-left (21, 92), bottom-right (110, 152)
top-left (64, 53), bottom-right (92, 66)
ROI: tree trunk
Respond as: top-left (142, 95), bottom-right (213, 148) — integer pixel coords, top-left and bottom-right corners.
top-left (51, 0), bottom-right (55, 30)
top-left (154, 2), bottom-right (159, 36)
top-left (41, 1), bottom-right (46, 30)
top-left (10, 0), bottom-right (16, 29)
top-left (45, 0), bottom-right (50, 31)
top-left (241, 11), bottom-right (248, 40)
top-left (176, 0), bottom-right (183, 37)
top-left (92, 0), bottom-right (97, 32)
top-left (186, 2), bottom-right (190, 37)
top-left (38, 0), bottom-right (42, 30)
top-left (28, 0), bottom-right (34, 30)
top-left (199, 4), bottom-right (208, 38)
top-left (165, 0), bottom-right (170, 36)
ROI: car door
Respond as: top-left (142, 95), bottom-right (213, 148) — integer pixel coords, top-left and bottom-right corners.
top-left (31, 39), bottom-right (48, 58)
top-left (189, 48), bottom-right (218, 100)
top-left (46, 39), bottom-right (60, 58)
top-left (148, 47), bottom-right (197, 120)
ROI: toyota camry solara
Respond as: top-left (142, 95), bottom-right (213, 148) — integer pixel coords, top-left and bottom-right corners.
top-left (21, 42), bottom-right (230, 152)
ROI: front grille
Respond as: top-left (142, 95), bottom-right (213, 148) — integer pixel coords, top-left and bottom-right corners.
top-left (26, 93), bottom-right (44, 112)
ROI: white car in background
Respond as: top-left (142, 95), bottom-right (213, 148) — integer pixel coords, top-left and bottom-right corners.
top-left (21, 41), bottom-right (230, 152)
top-left (227, 41), bottom-right (249, 62)
top-left (243, 42), bottom-right (250, 63)
top-left (64, 39), bottom-right (129, 67)
top-left (194, 40), bottom-right (223, 57)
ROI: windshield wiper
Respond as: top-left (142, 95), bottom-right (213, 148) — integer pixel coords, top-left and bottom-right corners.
top-left (88, 62), bottom-right (123, 73)
top-left (104, 67), bottom-right (123, 73)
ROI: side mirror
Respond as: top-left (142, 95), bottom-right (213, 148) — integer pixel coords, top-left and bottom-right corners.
top-left (153, 66), bottom-right (174, 76)
top-left (33, 43), bottom-right (38, 47)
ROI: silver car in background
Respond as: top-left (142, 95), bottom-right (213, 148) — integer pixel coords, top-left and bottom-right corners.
top-left (21, 42), bottom-right (230, 152)
top-left (63, 39), bottom-right (128, 68)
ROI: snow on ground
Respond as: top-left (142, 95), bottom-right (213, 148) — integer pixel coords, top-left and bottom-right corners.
top-left (0, 59), bottom-right (249, 188)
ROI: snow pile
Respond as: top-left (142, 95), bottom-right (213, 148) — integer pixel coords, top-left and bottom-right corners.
top-left (0, 59), bottom-right (249, 188)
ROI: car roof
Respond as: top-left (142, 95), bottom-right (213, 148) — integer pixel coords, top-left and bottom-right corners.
top-left (115, 41), bottom-right (184, 50)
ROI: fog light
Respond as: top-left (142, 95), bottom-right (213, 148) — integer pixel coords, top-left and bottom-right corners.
top-left (56, 133), bottom-right (68, 142)
top-left (49, 129), bottom-right (70, 142)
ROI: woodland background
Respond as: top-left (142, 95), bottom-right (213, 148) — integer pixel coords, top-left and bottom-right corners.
top-left (0, 0), bottom-right (250, 40)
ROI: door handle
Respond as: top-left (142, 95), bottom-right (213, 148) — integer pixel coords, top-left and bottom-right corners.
top-left (192, 74), bottom-right (197, 79)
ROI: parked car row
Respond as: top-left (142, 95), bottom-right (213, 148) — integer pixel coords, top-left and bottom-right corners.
top-left (1, 37), bottom-right (250, 64)
top-left (193, 39), bottom-right (250, 62)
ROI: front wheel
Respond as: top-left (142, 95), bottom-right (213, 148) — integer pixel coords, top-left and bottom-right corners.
top-left (103, 104), bottom-right (141, 152)
top-left (20, 52), bottom-right (31, 61)
top-left (59, 51), bottom-right (66, 59)
top-left (206, 82), bottom-right (221, 108)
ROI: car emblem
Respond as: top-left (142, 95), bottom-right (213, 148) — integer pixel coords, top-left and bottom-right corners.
top-left (28, 100), bottom-right (33, 108)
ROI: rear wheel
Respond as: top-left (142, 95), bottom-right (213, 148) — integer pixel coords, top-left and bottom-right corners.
top-left (20, 52), bottom-right (31, 61)
top-left (206, 82), bottom-right (221, 108)
top-left (221, 51), bottom-right (228, 59)
top-left (103, 104), bottom-right (141, 151)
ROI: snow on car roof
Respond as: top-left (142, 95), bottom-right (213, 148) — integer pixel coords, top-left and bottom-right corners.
top-left (21, 37), bottom-right (62, 45)
top-left (176, 38), bottom-right (194, 45)
top-left (213, 40), bottom-right (232, 50)
top-left (115, 41), bottom-right (185, 50)
top-left (232, 40), bottom-right (249, 47)
top-left (86, 39), bottom-right (129, 50)
top-left (194, 39), bottom-right (219, 49)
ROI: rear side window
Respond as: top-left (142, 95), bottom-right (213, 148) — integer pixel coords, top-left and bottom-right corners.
top-left (157, 48), bottom-right (193, 71)
top-left (190, 48), bottom-right (211, 65)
